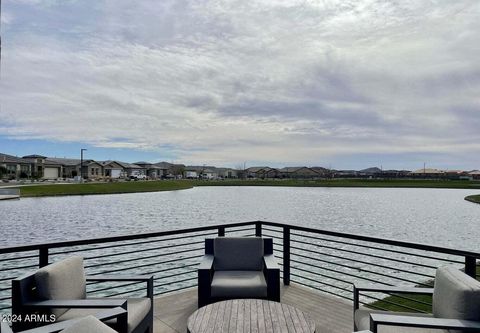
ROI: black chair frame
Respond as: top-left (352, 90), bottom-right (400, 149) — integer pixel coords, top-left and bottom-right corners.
top-left (12, 273), bottom-right (153, 333)
top-left (198, 237), bottom-right (280, 308)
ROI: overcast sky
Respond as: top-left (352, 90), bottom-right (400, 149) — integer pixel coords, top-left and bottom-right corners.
top-left (1, 0), bottom-right (479, 170)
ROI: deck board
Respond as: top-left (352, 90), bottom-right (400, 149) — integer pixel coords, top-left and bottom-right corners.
top-left (153, 284), bottom-right (353, 333)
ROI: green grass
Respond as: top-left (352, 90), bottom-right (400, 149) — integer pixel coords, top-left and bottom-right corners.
top-left (194, 178), bottom-right (480, 189)
top-left (465, 194), bottom-right (480, 204)
top-left (19, 181), bottom-right (193, 197)
top-left (13, 179), bottom-right (480, 198)
top-left (368, 266), bottom-right (480, 313)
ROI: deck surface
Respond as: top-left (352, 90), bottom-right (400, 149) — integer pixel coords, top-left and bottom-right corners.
top-left (153, 284), bottom-right (353, 333)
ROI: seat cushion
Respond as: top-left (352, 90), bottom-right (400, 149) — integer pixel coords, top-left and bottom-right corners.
top-left (35, 256), bottom-right (87, 317)
top-left (214, 237), bottom-right (264, 271)
top-left (60, 315), bottom-right (117, 333)
top-left (355, 308), bottom-right (445, 333)
top-left (211, 271), bottom-right (267, 298)
top-left (58, 298), bottom-right (151, 333)
top-left (433, 266), bottom-right (480, 321)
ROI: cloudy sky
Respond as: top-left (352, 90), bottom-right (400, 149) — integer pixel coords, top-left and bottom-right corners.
top-left (1, 0), bottom-right (479, 170)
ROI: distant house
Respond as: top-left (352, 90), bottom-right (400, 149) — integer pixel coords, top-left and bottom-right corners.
top-left (381, 169), bottom-right (411, 178)
top-left (99, 161), bottom-right (125, 179)
top-left (134, 162), bottom-right (163, 179)
top-left (184, 169), bottom-right (198, 179)
top-left (0, 153), bottom-right (32, 179)
top-left (245, 167), bottom-right (279, 179)
top-left (201, 168), bottom-right (218, 179)
top-left (47, 158), bottom-right (103, 179)
top-left (410, 168), bottom-right (445, 178)
top-left (22, 155), bottom-right (63, 179)
top-left (468, 170), bottom-right (480, 180)
top-left (216, 168), bottom-right (239, 179)
top-left (358, 167), bottom-right (382, 178)
top-left (185, 166), bottom-right (218, 179)
top-left (279, 167), bottom-right (320, 179)
top-left (333, 170), bottom-right (358, 178)
top-left (116, 161), bottom-right (145, 178)
top-left (444, 170), bottom-right (468, 180)
top-left (311, 167), bottom-right (330, 178)
top-left (154, 162), bottom-right (185, 178)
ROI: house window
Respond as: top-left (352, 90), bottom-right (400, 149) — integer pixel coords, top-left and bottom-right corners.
top-left (91, 168), bottom-right (94, 175)
top-left (95, 168), bottom-right (99, 175)
top-left (6, 165), bottom-right (17, 175)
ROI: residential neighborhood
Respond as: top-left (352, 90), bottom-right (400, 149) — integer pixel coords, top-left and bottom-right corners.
top-left (1, 152), bottom-right (480, 182)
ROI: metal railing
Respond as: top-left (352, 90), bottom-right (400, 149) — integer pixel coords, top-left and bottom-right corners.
top-left (0, 221), bottom-right (479, 314)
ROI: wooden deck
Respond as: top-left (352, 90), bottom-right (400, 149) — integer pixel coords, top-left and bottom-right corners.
top-left (152, 284), bottom-right (353, 333)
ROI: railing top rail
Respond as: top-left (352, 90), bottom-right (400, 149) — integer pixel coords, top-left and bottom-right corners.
top-left (0, 221), bottom-right (261, 254)
top-left (261, 221), bottom-right (480, 259)
top-left (1, 220), bottom-right (479, 259)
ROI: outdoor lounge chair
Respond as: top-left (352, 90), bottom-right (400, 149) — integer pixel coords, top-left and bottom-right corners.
top-left (11, 256), bottom-right (153, 333)
top-left (197, 237), bottom-right (280, 307)
top-left (1, 311), bottom-right (126, 333)
top-left (353, 266), bottom-right (480, 332)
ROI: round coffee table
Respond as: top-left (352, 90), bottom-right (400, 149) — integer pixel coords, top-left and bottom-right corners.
top-left (187, 299), bottom-right (316, 333)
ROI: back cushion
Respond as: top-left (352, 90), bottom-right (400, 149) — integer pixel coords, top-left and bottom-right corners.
top-left (35, 256), bottom-right (87, 317)
top-left (433, 266), bottom-right (480, 321)
top-left (214, 237), bottom-right (264, 271)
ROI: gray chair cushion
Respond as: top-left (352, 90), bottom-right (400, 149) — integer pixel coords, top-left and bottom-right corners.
top-left (211, 271), bottom-right (267, 298)
top-left (60, 315), bottom-right (117, 333)
top-left (58, 298), bottom-right (151, 333)
top-left (433, 266), bottom-right (480, 321)
top-left (214, 237), bottom-right (264, 271)
top-left (354, 308), bottom-right (446, 333)
top-left (35, 256), bottom-right (87, 317)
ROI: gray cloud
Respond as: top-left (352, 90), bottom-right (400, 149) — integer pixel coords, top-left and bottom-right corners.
top-left (1, 0), bottom-right (479, 167)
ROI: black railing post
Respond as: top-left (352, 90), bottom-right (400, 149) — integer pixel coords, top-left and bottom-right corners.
top-left (283, 226), bottom-right (290, 285)
top-left (39, 247), bottom-right (49, 267)
top-left (465, 256), bottom-right (476, 278)
top-left (218, 226), bottom-right (225, 237)
top-left (255, 222), bottom-right (262, 237)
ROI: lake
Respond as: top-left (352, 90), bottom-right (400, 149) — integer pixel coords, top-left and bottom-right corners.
top-left (1, 186), bottom-right (479, 250)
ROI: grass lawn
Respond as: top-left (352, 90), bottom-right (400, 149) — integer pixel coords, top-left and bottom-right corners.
top-left (194, 178), bottom-right (480, 189)
top-left (465, 194), bottom-right (480, 204)
top-left (368, 266), bottom-right (480, 313)
top-left (18, 181), bottom-right (193, 197)
top-left (13, 178), bottom-right (480, 197)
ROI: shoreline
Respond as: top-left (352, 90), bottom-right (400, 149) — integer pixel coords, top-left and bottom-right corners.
top-left (465, 194), bottom-right (480, 204)
top-left (5, 179), bottom-right (480, 198)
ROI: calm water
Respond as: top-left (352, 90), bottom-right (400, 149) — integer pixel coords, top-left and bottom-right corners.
top-left (1, 186), bottom-right (479, 250)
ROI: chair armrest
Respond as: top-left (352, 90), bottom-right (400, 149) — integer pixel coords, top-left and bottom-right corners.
top-left (87, 275), bottom-right (154, 299)
top-left (369, 313), bottom-right (480, 333)
top-left (198, 255), bottom-right (214, 308)
top-left (19, 307), bottom-right (128, 333)
top-left (353, 283), bottom-right (433, 310)
top-left (24, 299), bottom-right (127, 309)
top-left (264, 255), bottom-right (280, 270)
top-left (354, 283), bottom-right (433, 294)
top-left (263, 255), bottom-right (280, 302)
top-left (198, 255), bottom-right (214, 270)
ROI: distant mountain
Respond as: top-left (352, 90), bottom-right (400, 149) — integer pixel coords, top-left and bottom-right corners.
top-left (359, 167), bottom-right (382, 174)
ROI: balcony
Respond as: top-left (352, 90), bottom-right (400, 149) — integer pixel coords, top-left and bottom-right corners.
top-left (1, 221), bottom-right (479, 332)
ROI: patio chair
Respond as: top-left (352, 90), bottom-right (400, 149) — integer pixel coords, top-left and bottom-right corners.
top-left (353, 266), bottom-right (480, 333)
top-left (1, 310), bottom-right (126, 333)
top-left (197, 237), bottom-right (280, 307)
top-left (11, 256), bottom-right (153, 333)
